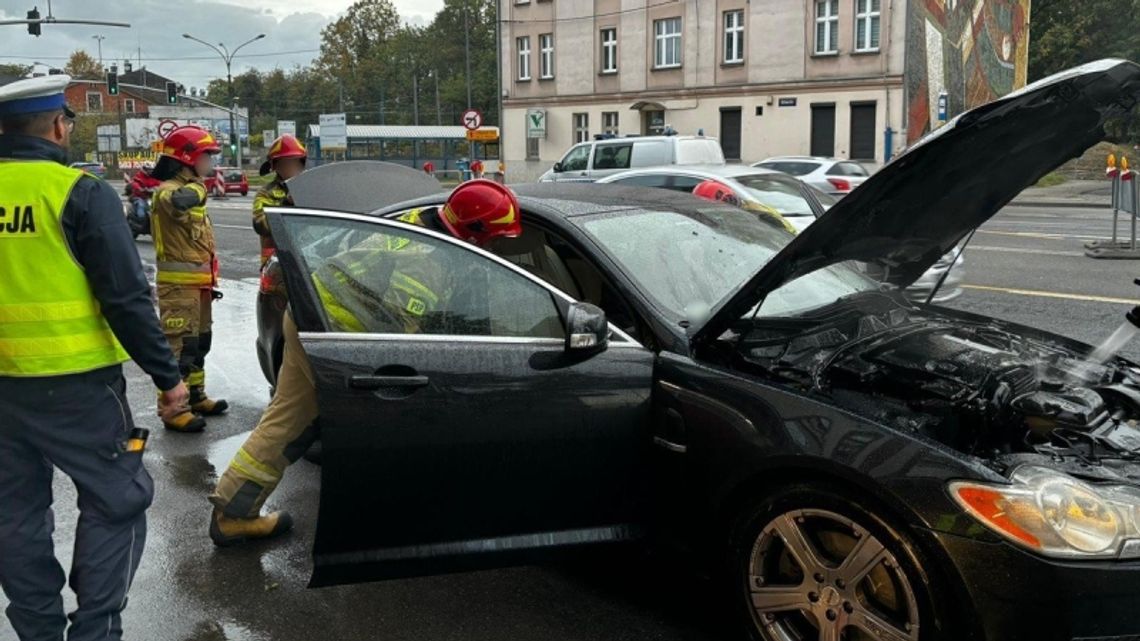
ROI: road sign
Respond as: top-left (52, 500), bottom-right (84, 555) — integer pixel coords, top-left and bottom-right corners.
top-left (157, 119), bottom-right (178, 138)
top-left (263, 130), bottom-right (276, 148)
top-left (96, 124), bottom-right (121, 153)
top-left (526, 109), bottom-right (546, 138)
top-left (466, 128), bottom-right (499, 142)
top-left (277, 120), bottom-right (296, 137)
top-left (937, 91), bottom-right (949, 121)
top-left (319, 113), bottom-right (348, 150)
top-left (461, 109), bottom-right (483, 131)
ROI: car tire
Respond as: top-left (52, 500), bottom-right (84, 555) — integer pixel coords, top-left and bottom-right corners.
top-left (727, 483), bottom-right (958, 641)
top-left (241, 190), bottom-right (248, 197)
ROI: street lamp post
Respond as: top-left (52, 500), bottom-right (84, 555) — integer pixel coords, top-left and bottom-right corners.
top-left (91, 34), bottom-right (105, 70)
top-left (182, 32), bottom-right (266, 168)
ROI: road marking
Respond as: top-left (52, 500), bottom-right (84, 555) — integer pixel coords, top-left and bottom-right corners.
top-left (962, 284), bottom-right (1140, 305)
top-left (968, 245), bottom-right (1085, 257)
top-left (214, 224), bottom-right (250, 230)
top-left (978, 229), bottom-right (1112, 241)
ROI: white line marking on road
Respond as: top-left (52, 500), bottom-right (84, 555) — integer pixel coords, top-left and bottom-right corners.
top-left (968, 245), bottom-right (1085, 257)
top-left (214, 224), bottom-right (250, 230)
top-left (962, 284), bottom-right (1140, 305)
top-left (978, 230), bottom-right (1112, 241)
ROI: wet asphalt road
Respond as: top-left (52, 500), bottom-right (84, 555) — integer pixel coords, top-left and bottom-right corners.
top-left (3, 195), bottom-right (1140, 641)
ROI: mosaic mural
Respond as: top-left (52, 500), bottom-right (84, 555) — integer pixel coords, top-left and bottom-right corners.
top-left (905, 0), bottom-right (1031, 142)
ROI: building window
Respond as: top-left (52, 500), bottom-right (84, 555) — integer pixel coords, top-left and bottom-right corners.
top-left (526, 137), bottom-right (539, 160)
top-left (601, 28), bottom-right (618, 73)
top-left (573, 113), bottom-right (589, 144)
top-left (855, 0), bottom-right (881, 52)
top-left (124, 99), bottom-right (136, 114)
top-left (815, 0), bottom-right (839, 54)
top-left (603, 111), bottom-right (619, 135)
top-left (654, 17), bottom-right (682, 69)
top-left (86, 91), bottom-right (103, 112)
top-left (517, 36), bottom-right (531, 80)
top-left (539, 33), bottom-right (554, 79)
top-left (724, 10), bottom-right (745, 64)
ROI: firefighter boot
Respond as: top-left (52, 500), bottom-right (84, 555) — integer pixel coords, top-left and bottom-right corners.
top-left (209, 509), bottom-right (293, 547)
top-left (190, 386), bottom-right (229, 416)
top-left (164, 410), bottom-right (207, 433)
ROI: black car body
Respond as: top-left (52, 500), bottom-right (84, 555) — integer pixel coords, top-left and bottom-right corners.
top-left (262, 61), bottom-right (1140, 641)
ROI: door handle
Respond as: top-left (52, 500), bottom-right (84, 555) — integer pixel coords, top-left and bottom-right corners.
top-left (348, 374), bottom-right (430, 390)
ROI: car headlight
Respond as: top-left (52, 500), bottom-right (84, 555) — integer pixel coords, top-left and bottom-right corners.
top-left (949, 466), bottom-right (1140, 559)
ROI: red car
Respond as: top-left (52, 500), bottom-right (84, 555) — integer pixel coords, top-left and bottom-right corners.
top-left (204, 168), bottom-right (227, 197)
top-left (219, 167), bottom-right (249, 196)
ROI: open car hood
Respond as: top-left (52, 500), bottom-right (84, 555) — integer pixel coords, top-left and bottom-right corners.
top-left (286, 160), bottom-right (442, 214)
top-left (692, 59), bottom-right (1140, 348)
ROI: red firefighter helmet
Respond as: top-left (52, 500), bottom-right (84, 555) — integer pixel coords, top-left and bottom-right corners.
top-left (160, 125), bottom-right (220, 167)
top-left (440, 179), bottom-right (522, 246)
top-left (692, 179), bottom-right (742, 207)
top-left (259, 134), bottom-right (308, 176)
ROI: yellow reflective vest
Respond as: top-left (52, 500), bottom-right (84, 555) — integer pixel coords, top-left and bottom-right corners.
top-left (0, 160), bottom-right (129, 376)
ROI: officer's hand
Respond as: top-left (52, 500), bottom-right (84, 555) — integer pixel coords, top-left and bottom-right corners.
top-left (158, 382), bottom-right (191, 421)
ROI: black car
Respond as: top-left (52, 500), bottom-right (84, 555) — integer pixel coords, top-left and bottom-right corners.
top-left (261, 61), bottom-right (1140, 641)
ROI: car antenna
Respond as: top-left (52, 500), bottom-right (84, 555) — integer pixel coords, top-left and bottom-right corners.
top-left (924, 228), bottom-right (977, 305)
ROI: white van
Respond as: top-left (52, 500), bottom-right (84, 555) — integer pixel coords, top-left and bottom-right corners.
top-left (538, 135), bottom-right (725, 183)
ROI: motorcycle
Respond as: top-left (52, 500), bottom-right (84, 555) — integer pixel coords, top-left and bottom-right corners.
top-left (125, 195), bottom-right (151, 239)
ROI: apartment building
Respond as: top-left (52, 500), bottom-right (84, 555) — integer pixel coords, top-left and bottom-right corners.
top-left (500, 0), bottom-right (1030, 181)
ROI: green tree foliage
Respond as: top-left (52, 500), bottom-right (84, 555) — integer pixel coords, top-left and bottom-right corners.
top-left (1029, 0), bottom-right (1140, 141)
top-left (0, 64), bottom-right (31, 79)
top-left (64, 50), bottom-right (104, 80)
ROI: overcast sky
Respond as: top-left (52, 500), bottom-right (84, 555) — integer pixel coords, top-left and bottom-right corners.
top-left (0, 0), bottom-right (444, 89)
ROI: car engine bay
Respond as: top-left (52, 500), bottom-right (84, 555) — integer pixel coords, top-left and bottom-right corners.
top-left (725, 292), bottom-right (1140, 481)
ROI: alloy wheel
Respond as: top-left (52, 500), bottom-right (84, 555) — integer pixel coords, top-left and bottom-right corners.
top-left (746, 509), bottom-right (920, 641)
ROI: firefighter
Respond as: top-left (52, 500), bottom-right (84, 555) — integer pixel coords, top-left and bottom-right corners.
top-left (691, 179), bottom-right (797, 234)
top-left (150, 126), bottom-right (228, 433)
top-left (253, 134), bottom-right (307, 268)
top-left (208, 180), bottom-right (522, 545)
top-left (0, 75), bottom-right (188, 641)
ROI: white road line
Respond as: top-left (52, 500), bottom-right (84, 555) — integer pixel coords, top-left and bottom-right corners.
top-left (968, 245), bottom-right (1085, 257)
top-left (962, 284), bottom-right (1140, 305)
top-left (978, 229), bottom-right (1112, 241)
top-left (214, 224), bottom-right (250, 230)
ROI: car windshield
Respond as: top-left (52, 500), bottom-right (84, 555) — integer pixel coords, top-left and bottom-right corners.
top-left (758, 161), bottom-right (820, 176)
top-left (579, 207), bottom-right (877, 323)
top-left (734, 175), bottom-right (816, 216)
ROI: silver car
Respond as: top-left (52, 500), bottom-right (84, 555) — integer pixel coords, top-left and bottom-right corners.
top-left (598, 165), bottom-right (963, 303)
top-left (753, 156), bottom-right (871, 197)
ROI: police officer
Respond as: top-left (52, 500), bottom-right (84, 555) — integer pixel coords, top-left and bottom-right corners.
top-left (0, 76), bottom-right (188, 641)
top-left (208, 180), bottom-right (522, 545)
top-left (149, 126), bottom-right (228, 432)
top-left (252, 134), bottom-right (306, 268)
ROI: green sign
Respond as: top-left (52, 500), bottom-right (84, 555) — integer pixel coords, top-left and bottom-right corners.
top-left (526, 109), bottom-right (546, 139)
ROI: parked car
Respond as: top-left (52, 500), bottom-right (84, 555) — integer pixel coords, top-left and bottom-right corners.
top-left (69, 161), bottom-right (106, 179)
top-left (256, 60), bottom-right (1140, 641)
top-left (204, 168), bottom-right (227, 197)
top-left (754, 156), bottom-right (871, 196)
top-left (597, 165), bottom-right (965, 303)
top-left (217, 167), bottom-right (249, 196)
top-left (538, 135), bottom-right (724, 183)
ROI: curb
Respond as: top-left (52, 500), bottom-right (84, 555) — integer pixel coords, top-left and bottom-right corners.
top-left (1007, 200), bottom-right (1110, 209)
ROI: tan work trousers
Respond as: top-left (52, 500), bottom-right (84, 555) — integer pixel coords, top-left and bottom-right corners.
top-left (157, 285), bottom-right (214, 389)
top-left (209, 312), bottom-right (320, 518)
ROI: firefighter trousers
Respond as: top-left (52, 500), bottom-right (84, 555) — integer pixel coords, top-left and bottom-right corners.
top-left (0, 367), bottom-right (152, 641)
top-left (156, 285), bottom-right (214, 395)
top-left (209, 312), bottom-right (319, 518)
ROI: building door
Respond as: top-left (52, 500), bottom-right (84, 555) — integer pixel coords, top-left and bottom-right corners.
top-left (850, 102), bottom-right (877, 160)
top-left (642, 110), bottom-right (665, 136)
top-left (810, 104), bottom-right (836, 157)
top-left (719, 107), bottom-right (742, 161)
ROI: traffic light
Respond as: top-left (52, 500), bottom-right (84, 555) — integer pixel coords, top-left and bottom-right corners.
top-left (165, 81), bottom-right (177, 104)
top-left (107, 71), bottom-right (118, 96)
top-left (26, 7), bottom-right (40, 36)
top-left (229, 133), bottom-right (237, 157)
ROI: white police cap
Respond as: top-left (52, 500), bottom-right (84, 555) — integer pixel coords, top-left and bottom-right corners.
top-left (0, 74), bottom-right (74, 117)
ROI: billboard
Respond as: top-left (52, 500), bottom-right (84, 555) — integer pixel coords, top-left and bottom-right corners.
top-left (319, 113), bottom-right (347, 150)
top-left (904, 0), bottom-right (1031, 142)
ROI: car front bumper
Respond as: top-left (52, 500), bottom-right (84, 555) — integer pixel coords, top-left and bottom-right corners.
top-left (930, 528), bottom-right (1140, 641)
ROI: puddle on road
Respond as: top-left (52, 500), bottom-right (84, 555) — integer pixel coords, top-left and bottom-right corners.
top-left (181, 620), bottom-right (270, 641)
top-left (165, 430), bottom-right (252, 491)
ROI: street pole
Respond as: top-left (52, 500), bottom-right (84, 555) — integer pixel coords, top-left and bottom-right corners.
top-left (434, 71), bottom-right (441, 126)
top-left (464, 1), bottom-right (472, 109)
top-left (182, 32), bottom-right (265, 170)
top-left (92, 34), bottom-right (105, 70)
top-left (413, 69), bottom-right (420, 126)
top-left (380, 84), bottom-right (385, 125)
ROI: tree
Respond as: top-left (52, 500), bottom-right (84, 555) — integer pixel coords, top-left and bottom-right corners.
top-left (0, 63), bottom-right (31, 80)
top-left (64, 50), bottom-right (103, 80)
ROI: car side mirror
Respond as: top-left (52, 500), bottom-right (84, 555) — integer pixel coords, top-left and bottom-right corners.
top-left (565, 302), bottom-right (608, 353)
top-left (553, 162), bottom-right (564, 173)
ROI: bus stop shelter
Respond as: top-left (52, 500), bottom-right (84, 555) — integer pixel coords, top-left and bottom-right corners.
top-left (305, 124), bottom-right (499, 172)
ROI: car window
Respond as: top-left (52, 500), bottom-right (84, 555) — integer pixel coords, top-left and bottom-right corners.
top-left (630, 141), bottom-right (669, 167)
top-left (668, 175), bottom-right (705, 193)
top-left (755, 263), bottom-right (878, 318)
top-left (225, 171), bottom-right (244, 181)
top-left (608, 175), bottom-right (670, 188)
top-left (826, 162), bottom-right (869, 177)
top-left (734, 175), bottom-right (817, 216)
top-left (560, 145), bottom-right (590, 172)
top-left (281, 215), bottom-right (565, 339)
top-left (592, 143), bottom-right (632, 170)
top-left (758, 161), bottom-right (820, 176)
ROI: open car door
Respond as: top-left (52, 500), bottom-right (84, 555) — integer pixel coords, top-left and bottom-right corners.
top-left (265, 207), bottom-right (656, 587)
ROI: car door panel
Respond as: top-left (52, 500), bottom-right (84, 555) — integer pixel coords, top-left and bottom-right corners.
top-left (264, 209), bottom-right (655, 587)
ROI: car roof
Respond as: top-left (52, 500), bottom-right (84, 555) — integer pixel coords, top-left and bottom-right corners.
top-left (598, 164), bottom-right (782, 181)
top-left (511, 182), bottom-right (735, 218)
top-left (758, 156), bottom-right (837, 163)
